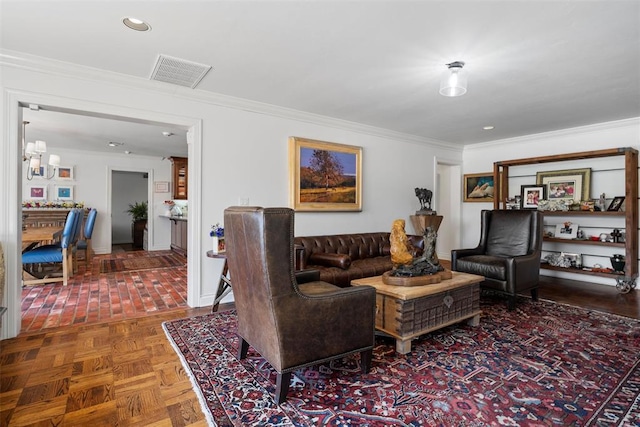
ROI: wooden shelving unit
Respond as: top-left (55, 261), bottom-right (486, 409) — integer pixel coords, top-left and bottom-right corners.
top-left (493, 147), bottom-right (638, 281)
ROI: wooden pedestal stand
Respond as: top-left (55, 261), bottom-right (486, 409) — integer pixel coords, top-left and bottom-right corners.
top-left (410, 214), bottom-right (443, 235)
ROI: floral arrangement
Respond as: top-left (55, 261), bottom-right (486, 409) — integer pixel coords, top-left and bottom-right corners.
top-left (210, 223), bottom-right (224, 237)
top-left (164, 200), bottom-right (175, 207)
top-left (23, 201), bottom-right (85, 209)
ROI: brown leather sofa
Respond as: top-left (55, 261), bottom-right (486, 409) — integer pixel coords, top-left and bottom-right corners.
top-left (294, 232), bottom-right (424, 287)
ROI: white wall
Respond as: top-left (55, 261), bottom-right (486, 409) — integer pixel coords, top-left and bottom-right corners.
top-left (462, 119), bottom-right (640, 285)
top-left (0, 53), bottom-right (462, 338)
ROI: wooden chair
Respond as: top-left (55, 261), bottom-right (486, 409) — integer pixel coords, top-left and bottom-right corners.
top-left (22, 208), bottom-right (81, 287)
top-left (76, 208), bottom-right (97, 266)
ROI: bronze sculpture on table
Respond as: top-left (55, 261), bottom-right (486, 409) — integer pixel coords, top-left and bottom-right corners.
top-left (415, 187), bottom-right (435, 215)
top-left (385, 218), bottom-right (451, 285)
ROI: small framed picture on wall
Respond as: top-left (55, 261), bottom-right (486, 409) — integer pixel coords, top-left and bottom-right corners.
top-left (28, 185), bottom-right (48, 200)
top-left (56, 166), bottom-right (74, 180)
top-left (54, 185), bottom-right (74, 201)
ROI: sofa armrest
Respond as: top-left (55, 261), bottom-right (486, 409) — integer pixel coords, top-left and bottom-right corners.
top-left (295, 269), bottom-right (320, 284)
top-left (309, 252), bottom-right (352, 270)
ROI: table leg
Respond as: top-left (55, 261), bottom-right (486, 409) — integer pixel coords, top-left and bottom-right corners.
top-left (212, 260), bottom-right (231, 312)
top-left (466, 313), bottom-right (480, 326)
top-left (396, 338), bottom-right (412, 355)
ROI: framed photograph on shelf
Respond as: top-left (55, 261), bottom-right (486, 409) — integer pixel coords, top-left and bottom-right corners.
top-left (536, 168), bottom-right (591, 203)
top-left (607, 196), bottom-right (625, 211)
top-left (28, 185), bottom-right (47, 201)
top-left (554, 222), bottom-right (578, 239)
top-left (463, 172), bottom-right (495, 202)
top-left (55, 166), bottom-right (74, 180)
top-left (54, 185), bottom-right (74, 201)
top-left (520, 184), bottom-right (546, 209)
top-left (288, 137), bottom-right (362, 212)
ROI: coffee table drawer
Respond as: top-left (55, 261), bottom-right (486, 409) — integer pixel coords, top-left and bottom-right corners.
top-left (376, 283), bottom-right (480, 336)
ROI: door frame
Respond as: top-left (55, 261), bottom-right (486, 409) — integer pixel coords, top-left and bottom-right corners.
top-left (2, 89), bottom-right (203, 339)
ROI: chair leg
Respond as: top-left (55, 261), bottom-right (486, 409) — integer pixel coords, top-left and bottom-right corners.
top-left (507, 296), bottom-right (516, 311)
top-left (360, 349), bottom-right (372, 374)
top-left (63, 250), bottom-right (70, 287)
top-left (275, 372), bottom-right (292, 404)
top-left (531, 288), bottom-right (539, 301)
top-left (237, 336), bottom-right (249, 360)
top-left (86, 240), bottom-right (93, 264)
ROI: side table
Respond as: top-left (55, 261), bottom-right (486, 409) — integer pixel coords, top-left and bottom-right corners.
top-left (206, 250), bottom-right (232, 312)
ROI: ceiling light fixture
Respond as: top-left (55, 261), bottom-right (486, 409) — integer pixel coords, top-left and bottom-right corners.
top-left (108, 141), bottom-right (124, 147)
top-left (22, 121), bottom-right (60, 180)
top-left (439, 61), bottom-right (468, 97)
top-left (162, 131), bottom-right (174, 137)
top-left (483, 126), bottom-right (495, 130)
top-left (123, 17), bottom-right (151, 32)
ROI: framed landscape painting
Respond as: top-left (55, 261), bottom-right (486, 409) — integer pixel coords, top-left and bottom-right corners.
top-left (289, 137), bottom-right (362, 212)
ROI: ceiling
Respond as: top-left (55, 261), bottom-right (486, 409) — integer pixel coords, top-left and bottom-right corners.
top-left (2, 0), bottom-right (640, 156)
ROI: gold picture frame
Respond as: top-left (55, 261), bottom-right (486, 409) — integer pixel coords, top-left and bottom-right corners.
top-left (463, 172), bottom-right (495, 202)
top-left (536, 168), bottom-right (591, 203)
top-left (289, 137), bottom-right (362, 212)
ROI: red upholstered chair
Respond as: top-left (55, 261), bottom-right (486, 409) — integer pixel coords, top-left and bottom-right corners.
top-left (451, 209), bottom-right (543, 310)
top-left (224, 206), bottom-right (376, 403)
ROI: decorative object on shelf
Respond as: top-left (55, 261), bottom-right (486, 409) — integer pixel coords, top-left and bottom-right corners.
top-left (414, 187), bottom-right (435, 214)
top-left (520, 184), bottom-right (546, 209)
top-left (289, 137), bottom-right (362, 212)
top-left (615, 276), bottom-right (637, 294)
top-left (210, 223), bottom-right (224, 254)
top-left (536, 168), bottom-right (591, 204)
top-left (554, 222), bottom-right (578, 239)
top-left (610, 254), bottom-right (625, 273)
top-left (580, 201), bottom-right (595, 211)
top-left (597, 193), bottom-right (607, 211)
top-left (543, 252), bottom-right (572, 268)
top-left (463, 172), bottom-right (494, 202)
top-left (607, 196), bottom-right (625, 211)
top-left (611, 229), bottom-right (623, 243)
top-left (537, 199), bottom-right (569, 211)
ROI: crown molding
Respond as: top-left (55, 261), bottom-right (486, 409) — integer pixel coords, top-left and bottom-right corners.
top-left (464, 117), bottom-right (640, 151)
top-left (0, 49), bottom-right (460, 153)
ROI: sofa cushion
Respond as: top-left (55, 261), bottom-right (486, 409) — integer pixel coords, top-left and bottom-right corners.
top-left (309, 252), bottom-right (352, 270)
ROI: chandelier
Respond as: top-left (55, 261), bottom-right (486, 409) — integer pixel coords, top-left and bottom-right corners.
top-left (23, 120), bottom-right (60, 180)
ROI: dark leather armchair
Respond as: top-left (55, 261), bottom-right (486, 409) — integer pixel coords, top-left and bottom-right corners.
top-left (223, 206), bottom-right (376, 403)
top-left (451, 209), bottom-right (543, 310)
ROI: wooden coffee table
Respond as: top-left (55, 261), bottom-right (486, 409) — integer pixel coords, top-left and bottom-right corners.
top-left (351, 271), bottom-right (483, 354)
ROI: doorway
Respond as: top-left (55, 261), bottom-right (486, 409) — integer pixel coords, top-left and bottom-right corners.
top-left (112, 171), bottom-right (149, 250)
top-left (434, 159), bottom-right (462, 261)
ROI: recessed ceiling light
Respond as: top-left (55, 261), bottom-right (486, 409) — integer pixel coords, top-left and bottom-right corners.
top-left (124, 151), bottom-right (132, 155)
top-left (483, 126), bottom-right (495, 130)
top-left (162, 131), bottom-right (174, 137)
top-left (108, 141), bottom-right (124, 147)
top-left (123, 17), bottom-right (151, 32)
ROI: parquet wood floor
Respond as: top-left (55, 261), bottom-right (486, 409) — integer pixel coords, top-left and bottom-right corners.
top-left (1, 304), bottom-right (216, 426)
top-left (2, 257), bottom-right (638, 425)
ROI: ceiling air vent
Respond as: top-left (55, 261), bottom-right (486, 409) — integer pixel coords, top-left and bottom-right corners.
top-left (150, 54), bottom-right (212, 89)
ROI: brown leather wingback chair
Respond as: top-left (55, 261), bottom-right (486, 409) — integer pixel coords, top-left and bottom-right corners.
top-left (223, 206), bottom-right (376, 403)
top-left (451, 209), bottom-right (543, 310)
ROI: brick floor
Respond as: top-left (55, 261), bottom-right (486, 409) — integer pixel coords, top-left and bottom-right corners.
top-left (21, 247), bottom-right (188, 333)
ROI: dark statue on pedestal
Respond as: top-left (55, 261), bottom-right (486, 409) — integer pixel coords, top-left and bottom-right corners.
top-left (415, 187), bottom-right (436, 215)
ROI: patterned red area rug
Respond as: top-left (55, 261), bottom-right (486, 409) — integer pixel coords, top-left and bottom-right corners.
top-left (163, 299), bottom-right (640, 426)
top-left (100, 254), bottom-right (185, 273)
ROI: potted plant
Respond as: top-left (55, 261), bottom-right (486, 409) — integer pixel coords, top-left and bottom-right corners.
top-left (126, 201), bottom-right (148, 248)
